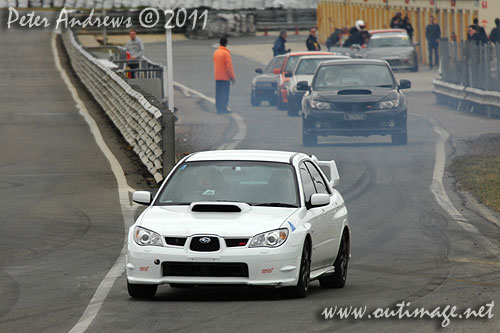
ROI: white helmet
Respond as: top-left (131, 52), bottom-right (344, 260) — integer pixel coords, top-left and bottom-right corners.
top-left (355, 20), bottom-right (366, 31)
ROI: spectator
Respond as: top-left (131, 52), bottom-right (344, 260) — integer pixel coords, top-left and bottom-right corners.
top-left (467, 25), bottom-right (487, 44)
top-left (125, 29), bottom-right (144, 78)
top-left (272, 30), bottom-right (291, 56)
top-left (450, 31), bottom-right (457, 43)
top-left (425, 16), bottom-right (441, 69)
top-left (344, 20), bottom-right (366, 48)
top-left (473, 18), bottom-right (488, 42)
top-left (390, 12), bottom-right (403, 29)
top-left (326, 28), bottom-right (347, 51)
top-left (213, 37), bottom-right (235, 114)
top-left (306, 27), bottom-right (321, 51)
top-left (490, 18), bottom-right (500, 43)
top-left (401, 16), bottom-right (414, 41)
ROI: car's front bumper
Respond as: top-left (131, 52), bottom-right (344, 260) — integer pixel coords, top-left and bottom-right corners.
top-left (253, 84), bottom-right (277, 100)
top-left (127, 238), bottom-right (302, 287)
top-left (379, 56), bottom-right (417, 70)
top-left (303, 108), bottom-right (407, 136)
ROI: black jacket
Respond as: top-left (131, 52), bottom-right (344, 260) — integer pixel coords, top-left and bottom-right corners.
top-left (490, 26), bottom-right (500, 43)
top-left (326, 29), bottom-right (342, 49)
top-left (272, 36), bottom-right (287, 56)
top-left (344, 27), bottom-right (363, 48)
top-left (426, 23), bottom-right (441, 44)
top-left (306, 34), bottom-right (321, 51)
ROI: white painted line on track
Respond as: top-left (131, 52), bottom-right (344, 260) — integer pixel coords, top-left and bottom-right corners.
top-left (51, 33), bottom-right (137, 333)
top-left (419, 114), bottom-right (500, 257)
top-left (173, 81), bottom-right (247, 150)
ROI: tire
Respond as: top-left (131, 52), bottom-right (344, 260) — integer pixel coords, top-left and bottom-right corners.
top-left (281, 242), bottom-right (311, 298)
top-left (410, 58), bottom-right (419, 72)
top-left (287, 99), bottom-right (299, 117)
top-left (251, 93), bottom-right (261, 106)
top-left (391, 128), bottom-right (408, 145)
top-left (319, 233), bottom-right (349, 289)
top-left (127, 281), bottom-right (158, 299)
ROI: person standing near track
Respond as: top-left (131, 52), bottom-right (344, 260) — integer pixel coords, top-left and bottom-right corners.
top-left (213, 36), bottom-right (236, 114)
top-left (125, 29), bottom-right (144, 78)
top-left (425, 16), bottom-right (441, 69)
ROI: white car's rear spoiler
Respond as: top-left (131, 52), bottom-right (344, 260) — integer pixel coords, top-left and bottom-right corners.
top-left (311, 155), bottom-right (340, 188)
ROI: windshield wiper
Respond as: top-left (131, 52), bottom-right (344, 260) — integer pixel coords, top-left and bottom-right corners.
top-left (254, 203), bottom-right (298, 208)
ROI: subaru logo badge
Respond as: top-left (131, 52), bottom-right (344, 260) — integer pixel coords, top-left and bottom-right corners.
top-left (199, 237), bottom-right (211, 244)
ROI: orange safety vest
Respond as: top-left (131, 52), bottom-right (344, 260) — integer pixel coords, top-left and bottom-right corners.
top-left (213, 46), bottom-right (236, 81)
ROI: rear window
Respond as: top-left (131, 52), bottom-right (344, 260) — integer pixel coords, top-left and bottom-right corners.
top-left (368, 34), bottom-right (411, 47)
top-left (264, 56), bottom-right (285, 73)
top-left (295, 58), bottom-right (334, 75)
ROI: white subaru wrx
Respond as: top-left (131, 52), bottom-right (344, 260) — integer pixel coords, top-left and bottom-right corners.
top-left (127, 150), bottom-right (350, 298)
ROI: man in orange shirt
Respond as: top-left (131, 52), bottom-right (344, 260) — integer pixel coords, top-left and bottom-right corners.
top-left (213, 37), bottom-right (236, 114)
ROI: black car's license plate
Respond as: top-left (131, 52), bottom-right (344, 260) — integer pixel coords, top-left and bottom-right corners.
top-left (344, 114), bottom-right (366, 120)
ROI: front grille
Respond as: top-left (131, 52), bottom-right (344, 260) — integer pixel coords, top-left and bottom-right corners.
top-left (162, 262), bottom-right (249, 277)
top-left (165, 237), bottom-right (187, 246)
top-left (225, 238), bottom-right (249, 247)
top-left (332, 102), bottom-right (375, 112)
top-left (190, 236), bottom-right (220, 252)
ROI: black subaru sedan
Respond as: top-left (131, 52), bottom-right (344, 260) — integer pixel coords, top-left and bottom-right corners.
top-left (299, 59), bottom-right (411, 146)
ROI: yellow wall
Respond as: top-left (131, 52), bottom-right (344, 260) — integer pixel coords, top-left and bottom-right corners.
top-left (317, 0), bottom-right (488, 64)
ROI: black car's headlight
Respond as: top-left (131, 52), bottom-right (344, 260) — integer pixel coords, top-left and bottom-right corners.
top-left (310, 100), bottom-right (332, 110)
top-left (134, 226), bottom-right (163, 246)
top-left (249, 228), bottom-right (289, 248)
top-left (378, 99), bottom-right (400, 109)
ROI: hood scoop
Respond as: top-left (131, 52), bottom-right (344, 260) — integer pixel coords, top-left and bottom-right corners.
top-left (337, 89), bottom-right (372, 95)
top-left (190, 202), bottom-right (251, 213)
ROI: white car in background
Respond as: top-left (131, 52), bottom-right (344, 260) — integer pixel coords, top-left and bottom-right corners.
top-left (127, 150), bottom-right (350, 299)
top-left (286, 55), bottom-right (350, 117)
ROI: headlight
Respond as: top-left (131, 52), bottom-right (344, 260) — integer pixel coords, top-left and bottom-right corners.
top-left (378, 99), bottom-right (400, 109)
top-left (134, 226), bottom-right (163, 246)
top-left (249, 228), bottom-right (289, 248)
top-left (310, 100), bottom-right (332, 110)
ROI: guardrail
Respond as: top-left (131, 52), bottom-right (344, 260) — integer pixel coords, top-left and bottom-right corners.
top-left (433, 40), bottom-right (500, 119)
top-left (62, 29), bottom-right (166, 182)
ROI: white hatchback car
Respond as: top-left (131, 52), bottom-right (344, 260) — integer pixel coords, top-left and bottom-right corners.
top-left (127, 150), bottom-right (350, 298)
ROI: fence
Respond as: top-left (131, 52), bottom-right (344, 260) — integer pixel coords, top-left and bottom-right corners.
top-left (62, 29), bottom-right (167, 182)
top-left (434, 39), bottom-right (500, 118)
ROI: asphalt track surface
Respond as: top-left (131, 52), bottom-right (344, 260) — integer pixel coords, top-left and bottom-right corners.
top-left (2, 27), bottom-right (500, 332)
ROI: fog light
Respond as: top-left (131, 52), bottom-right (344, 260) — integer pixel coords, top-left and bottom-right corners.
top-left (315, 122), bottom-right (322, 129)
top-left (154, 259), bottom-right (160, 265)
top-left (388, 121), bottom-right (395, 128)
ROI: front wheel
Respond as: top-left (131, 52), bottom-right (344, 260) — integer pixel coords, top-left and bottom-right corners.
top-left (127, 281), bottom-right (158, 299)
top-left (281, 242), bottom-right (311, 298)
top-left (319, 233), bottom-right (348, 289)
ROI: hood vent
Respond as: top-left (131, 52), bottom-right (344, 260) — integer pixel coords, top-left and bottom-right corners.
top-left (191, 203), bottom-right (241, 213)
top-left (337, 89), bottom-right (372, 95)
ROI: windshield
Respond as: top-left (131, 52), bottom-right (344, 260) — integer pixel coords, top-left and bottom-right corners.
top-left (295, 58), bottom-right (334, 75)
top-left (313, 64), bottom-right (395, 90)
top-left (368, 35), bottom-right (411, 48)
top-left (155, 161), bottom-right (299, 207)
top-left (264, 56), bottom-right (285, 73)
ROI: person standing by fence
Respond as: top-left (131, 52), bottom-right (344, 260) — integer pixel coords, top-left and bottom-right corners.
top-left (213, 37), bottom-right (236, 114)
top-left (125, 29), bottom-right (144, 78)
top-left (273, 30), bottom-right (291, 56)
top-left (490, 18), bottom-right (500, 44)
top-left (426, 16), bottom-right (441, 69)
top-left (306, 28), bottom-right (321, 51)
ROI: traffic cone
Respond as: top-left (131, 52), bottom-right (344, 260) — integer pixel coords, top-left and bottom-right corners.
top-left (295, 26), bottom-right (299, 35)
top-left (264, 26), bottom-right (268, 36)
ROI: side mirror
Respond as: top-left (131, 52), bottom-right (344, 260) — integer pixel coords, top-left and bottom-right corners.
top-left (284, 72), bottom-right (293, 78)
top-left (273, 68), bottom-right (281, 75)
top-left (310, 193), bottom-right (330, 208)
top-left (399, 79), bottom-right (411, 90)
top-left (296, 81), bottom-right (310, 91)
top-left (133, 191), bottom-right (152, 205)
top-left (255, 68), bottom-right (263, 74)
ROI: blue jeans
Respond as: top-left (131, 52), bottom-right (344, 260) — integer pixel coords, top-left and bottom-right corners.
top-left (215, 80), bottom-right (230, 113)
top-left (428, 42), bottom-right (439, 67)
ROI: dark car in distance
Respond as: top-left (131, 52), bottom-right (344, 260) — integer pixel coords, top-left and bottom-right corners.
top-left (251, 55), bottom-right (286, 106)
top-left (299, 59), bottom-right (411, 146)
